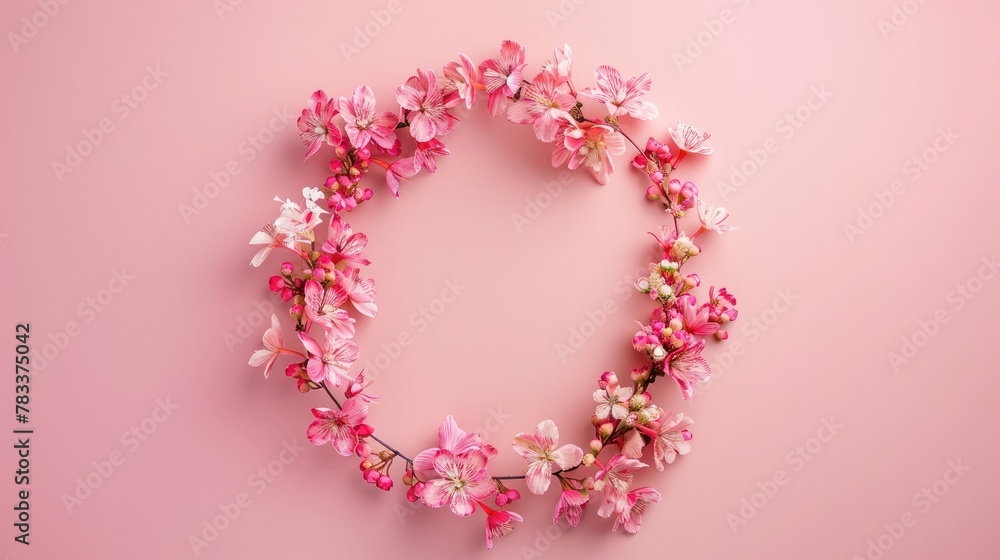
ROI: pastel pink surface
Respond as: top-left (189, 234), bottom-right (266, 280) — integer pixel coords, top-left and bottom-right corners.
top-left (2, 0), bottom-right (999, 558)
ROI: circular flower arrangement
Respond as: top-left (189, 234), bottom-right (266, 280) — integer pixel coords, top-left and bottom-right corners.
top-left (248, 40), bottom-right (738, 549)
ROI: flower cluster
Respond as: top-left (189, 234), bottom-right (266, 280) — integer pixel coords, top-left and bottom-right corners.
top-left (248, 40), bottom-right (738, 549)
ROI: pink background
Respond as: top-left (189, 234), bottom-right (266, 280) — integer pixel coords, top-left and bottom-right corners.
top-left (2, 0), bottom-right (999, 558)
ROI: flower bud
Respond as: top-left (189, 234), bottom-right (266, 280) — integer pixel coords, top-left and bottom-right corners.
top-left (651, 346), bottom-right (667, 362)
top-left (715, 330), bottom-right (729, 341)
top-left (377, 475), bottom-right (393, 491)
top-left (682, 429), bottom-right (693, 441)
top-left (645, 185), bottom-right (661, 200)
top-left (667, 179), bottom-right (682, 195)
top-left (599, 422), bottom-right (614, 439)
top-left (356, 424), bottom-right (374, 437)
top-left (649, 170), bottom-right (664, 184)
top-left (590, 439), bottom-right (603, 454)
top-left (582, 454), bottom-right (596, 467)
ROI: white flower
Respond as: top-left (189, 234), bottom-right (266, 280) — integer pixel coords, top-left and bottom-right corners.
top-left (668, 122), bottom-right (713, 155)
top-left (697, 198), bottom-right (736, 235)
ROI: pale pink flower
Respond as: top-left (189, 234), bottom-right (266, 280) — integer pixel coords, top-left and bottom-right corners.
top-left (651, 410), bottom-right (693, 470)
top-left (669, 122), bottom-right (713, 155)
top-left (442, 53), bottom-right (480, 110)
top-left (248, 314), bottom-right (284, 377)
top-left (512, 420), bottom-right (584, 495)
top-left (395, 68), bottom-right (456, 142)
top-left (335, 267), bottom-right (377, 318)
top-left (552, 122), bottom-right (626, 185)
top-left (303, 279), bottom-right (355, 338)
top-left (595, 454), bottom-right (648, 518)
top-left (682, 299), bottom-right (719, 337)
top-left (249, 224), bottom-right (295, 267)
top-left (320, 214), bottom-right (371, 267)
top-left (413, 415), bottom-right (490, 480)
top-left (338, 85), bottom-right (400, 153)
top-left (382, 156), bottom-right (419, 198)
top-left (481, 503), bottom-right (523, 549)
top-left (273, 197), bottom-right (324, 243)
top-left (297, 331), bottom-right (359, 386)
top-left (345, 371), bottom-right (379, 403)
top-left (580, 66), bottom-right (658, 120)
top-left (420, 449), bottom-right (496, 517)
top-left (297, 90), bottom-right (342, 160)
top-left (506, 71), bottom-right (576, 142)
top-left (696, 198), bottom-right (735, 235)
top-left (307, 397), bottom-right (369, 456)
top-left (413, 139), bottom-right (451, 173)
top-left (666, 339), bottom-right (711, 399)
top-left (479, 40), bottom-right (527, 117)
top-left (542, 43), bottom-right (574, 90)
top-left (594, 384), bottom-right (634, 421)
top-left (612, 487), bottom-right (661, 534)
top-left (553, 489), bottom-right (589, 527)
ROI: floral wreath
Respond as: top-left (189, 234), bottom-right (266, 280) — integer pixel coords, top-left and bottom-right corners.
top-left (248, 40), bottom-right (737, 549)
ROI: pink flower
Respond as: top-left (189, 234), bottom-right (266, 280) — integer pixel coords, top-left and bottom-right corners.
top-left (552, 122), bottom-right (626, 185)
top-left (413, 138), bottom-right (451, 174)
top-left (506, 71), bottom-right (576, 142)
top-left (249, 224), bottom-right (295, 267)
top-left (666, 339), bottom-right (711, 399)
top-left (696, 198), bottom-right (735, 236)
top-left (650, 410), bottom-right (693, 470)
top-left (480, 502), bottom-right (523, 549)
top-left (307, 397), bottom-right (369, 456)
top-left (320, 214), bottom-right (371, 267)
top-left (595, 454), bottom-right (647, 518)
top-left (420, 449), bottom-right (496, 517)
top-left (442, 53), bottom-right (480, 110)
top-left (297, 90), bottom-right (342, 160)
top-left (542, 43), bottom-right (574, 90)
top-left (273, 196), bottom-right (325, 243)
top-left (553, 489), bottom-right (589, 527)
top-left (512, 420), bottom-right (584, 495)
top-left (580, 66), bottom-right (658, 120)
top-left (248, 314), bottom-right (284, 377)
top-left (304, 279), bottom-right (355, 338)
top-left (297, 331), bottom-right (359, 386)
top-left (669, 122), bottom-right (713, 155)
top-left (335, 266), bottom-right (377, 318)
top-left (338, 85), bottom-right (400, 153)
top-left (682, 299), bottom-right (719, 336)
top-left (612, 487), bottom-right (661, 534)
top-left (594, 384), bottom-right (634, 421)
top-left (413, 415), bottom-right (490, 480)
top-left (382, 156), bottom-right (419, 198)
top-left (395, 68), bottom-right (456, 142)
top-left (479, 40), bottom-right (527, 117)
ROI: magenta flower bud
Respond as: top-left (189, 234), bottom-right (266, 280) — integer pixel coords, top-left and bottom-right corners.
top-left (336, 174), bottom-right (351, 188)
top-left (649, 170), bottom-right (664, 184)
top-left (334, 145), bottom-right (347, 158)
top-left (356, 423), bottom-right (374, 437)
top-left (280, 261), bottom-right (294, 276)
top-left (356, 147), bottom-right (371, 161)
top-left (356, 441), bottom-right (372, 458)
top-left (646, 185), bottom-right (661, 201)
top-left (685, 274), bottom-right (701, 287)
top-left (284, 363), bottom-right (300, 378)
top-left (280, 288), bottom-right (294, 301)
top-left (363, 469), bottom-right (380, 484)
top-left (715, 330), bottom-right (729, 341)
top-left (289, 303), bottom-right (303, 316)
top-left (657, 146), bottom-right (671, 161)
top-left (645, 137), bottom-right (661, 152)
top-left (329, 159), bottom-right (344, 173)
top-left (495, 492), bottom-right (509, 507)
top-left (680, 185), bottom-right (695, 199)
top-left (406, 485), bottom-right (420, 502)
top-left (360, 188), bottom-right (374, 201)
top-left (667, 179), bottom-right (682, 195)
top-left (377, 475), bottom-right (393, 491)
top-left (682, 429), bottom-right (693, 441)
top-left (268, 276), bottom-right (284, 292)
top-left (632, 154), bottom-right (647, 168)
top-left (324, 175), bottom-right (339, 190)
top-left (506, 489), bottom-right (521, 502)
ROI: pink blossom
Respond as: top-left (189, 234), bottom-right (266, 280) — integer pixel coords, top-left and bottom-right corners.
top-left (651, 410), bottom-right (693, 470)
top-left (382, 156), bottom-right (419, 198)
top-left (297, 331), bottom-right (359, 386)
top-left (542, 43), bottom-right (574, 90)
top-left (595, 454), bottom-right (648, 518)
top-left (580, 66), bottom-right (658, 120)
top-left (297, 90), bottom-right (342, 160)
top-left (307, 397), bottom-right (369, 456)
top-left (248, 314), bottom-right (284, 377)
top-left (320, 214), bottom-right (371, 267)
top-left (480, 502), bottom-right (523, 549)
top-left (420, 449), bottom-right (496, 517)
top-left (594, 384), bottom-right (634, 421)
top-left (345, 371), bottom-right (379, 403)
top-left (335, 266), bottom-right (377, 317)
top-left (273, 196), bottom-right (325, 243)
top-left (413, 138), bottom-right (450, 173)
top-left (696, 198), bottom-right (735, 236)
top-left (669, 122), bottom-right (713, 155)
top-left (553, 489), bottom-right (589, 527)
top-left (512, 420), bottom-right (584, 495)
top-left (552, 122), bottom-right (626, 185)
top-left (249, 224), bottom-right (295, 268)
top-left (612, 487), bottom-right (661, 533)
top-left (506, 71), bottom-right (576, 142)
top-left (395, 68), bottom-right (456, 142)
top-left (442, 53), bottom-right (480, 110)
top-left (338, 85), bottom-right (400, 153)
top-left (682, 299), bottom-right (720, 337)
top-left (479, 40), bottom-right (527, 117)
top-left (413, 416), bottom-right (491, 480)
top-left (666, 339), bottom-right (711, 399)
top-left (303, 279), bottom-right (355, 338)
